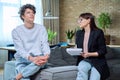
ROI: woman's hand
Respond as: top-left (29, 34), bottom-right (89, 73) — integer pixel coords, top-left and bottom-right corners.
top-left (81, 52), bottom-right (99, 58)
top-left (81, 52), bottom-right (90, 58)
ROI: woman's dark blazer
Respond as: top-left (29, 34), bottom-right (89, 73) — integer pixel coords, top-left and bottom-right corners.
top-left (75, 28), bottom-right (110, 80)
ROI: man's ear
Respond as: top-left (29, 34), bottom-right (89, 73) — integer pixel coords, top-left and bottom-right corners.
top-left (22, 15), bottom-right (24, 20)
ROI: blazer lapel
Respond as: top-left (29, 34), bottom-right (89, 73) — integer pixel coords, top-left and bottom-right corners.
top-left (79, 30), bottom-right (84, 48)
top-left (88, 30), bottom-right (94, 50)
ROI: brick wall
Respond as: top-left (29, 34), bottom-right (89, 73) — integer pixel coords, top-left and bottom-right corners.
top-left (59, 0), bottom-right (120, 45)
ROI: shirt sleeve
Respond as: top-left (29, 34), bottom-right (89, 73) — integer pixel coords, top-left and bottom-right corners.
top-left (40, 26), bottom-right (51, 55)
top-left (12, 29), bottom-right (30, 60)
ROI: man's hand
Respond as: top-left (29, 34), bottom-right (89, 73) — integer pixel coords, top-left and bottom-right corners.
top-left (36, 55), bottom-right (49, 65)
top-left (28, 55), bottom-right (49, 66)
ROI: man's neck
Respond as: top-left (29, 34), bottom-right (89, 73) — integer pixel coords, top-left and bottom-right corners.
top-left (24, 21), bottom-right (34, 29)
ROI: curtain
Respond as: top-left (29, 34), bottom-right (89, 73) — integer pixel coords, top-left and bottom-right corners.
top-left (42, 0), bottom-right (59, 44)
top-left (0, 0), bottom-right (43, 46)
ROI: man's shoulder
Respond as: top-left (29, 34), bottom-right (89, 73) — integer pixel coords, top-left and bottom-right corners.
top-left (12, 24), bottom-right (23, 32)
top-left (12, 25), bottom-right (22, 36)
top-left (34, 23), bottom-right (43, 27)
top-left (34, 23), bottom-right (45, 29)
top-left (14, 24), bottom-right (24, 30)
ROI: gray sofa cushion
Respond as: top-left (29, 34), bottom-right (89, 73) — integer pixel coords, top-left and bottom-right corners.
top-left (4, 61), bottom-right (16, 80)
top-left (107, 59), bottom-right (120, 68)
top-left (48, 47), bottom-right (69, 66)
top-left (112, 64), bottom-right (120, 74)
top-left (34, 66), bottom-right (78, 80)
top-left (61, 47), bottom-right (77, 65)
top-left (112, 47), bottom-right (120, 58)
top-left (106, 46), bottom-right (115, 59)
top-left (48, 47), bottom-right (77, 67)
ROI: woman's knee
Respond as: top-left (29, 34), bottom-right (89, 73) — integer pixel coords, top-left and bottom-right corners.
top-left (78, 61), bottom-right (91, 72)
top-left (89, 67), bottom-right (100, 80)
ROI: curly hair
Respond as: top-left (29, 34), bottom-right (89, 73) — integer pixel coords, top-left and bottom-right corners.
top-left (19, 4), bottom-right (36, 21)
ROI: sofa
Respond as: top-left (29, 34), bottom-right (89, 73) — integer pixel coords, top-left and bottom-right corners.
top-left (4, 47), bottom-right (78, 80)
top-left (4, 46), bottom-right (120, 80)
top-left (105, 46), bottom-right (120, 80)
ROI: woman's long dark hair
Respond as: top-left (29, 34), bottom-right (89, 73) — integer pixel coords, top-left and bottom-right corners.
top-left (79, 13), bottom-right (98, 30)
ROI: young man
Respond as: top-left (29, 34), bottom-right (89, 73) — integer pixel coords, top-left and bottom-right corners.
top-left (12, 4), bottom-right (50, 80)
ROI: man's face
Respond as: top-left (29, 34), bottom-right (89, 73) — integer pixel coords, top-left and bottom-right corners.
top-left (22, 8), bottom-right (35, 23)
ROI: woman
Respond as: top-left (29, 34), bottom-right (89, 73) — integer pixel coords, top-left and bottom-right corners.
top-left (12, 4), bottom-right (50, 80)
top-left (76, 13), bottom-right (110, 80)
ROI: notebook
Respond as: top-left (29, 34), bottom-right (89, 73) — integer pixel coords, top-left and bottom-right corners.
top-left (66, 48), bottom-right (82, 56)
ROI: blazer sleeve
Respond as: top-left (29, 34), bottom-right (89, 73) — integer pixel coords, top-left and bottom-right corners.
top-left (97, 30), bottom-right (107, 56)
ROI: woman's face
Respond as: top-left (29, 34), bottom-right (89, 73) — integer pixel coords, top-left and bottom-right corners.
top-left (77, 17), bottom-right (90, 28)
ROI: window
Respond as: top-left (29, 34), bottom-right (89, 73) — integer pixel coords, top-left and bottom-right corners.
top-left (0, 0), bottom-right (43, 46)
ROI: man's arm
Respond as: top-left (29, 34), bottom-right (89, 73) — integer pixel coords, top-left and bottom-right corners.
top-left (41, 26), bottom-right (51, 56)
top-left (12, 29), bottom-right (30, 60)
